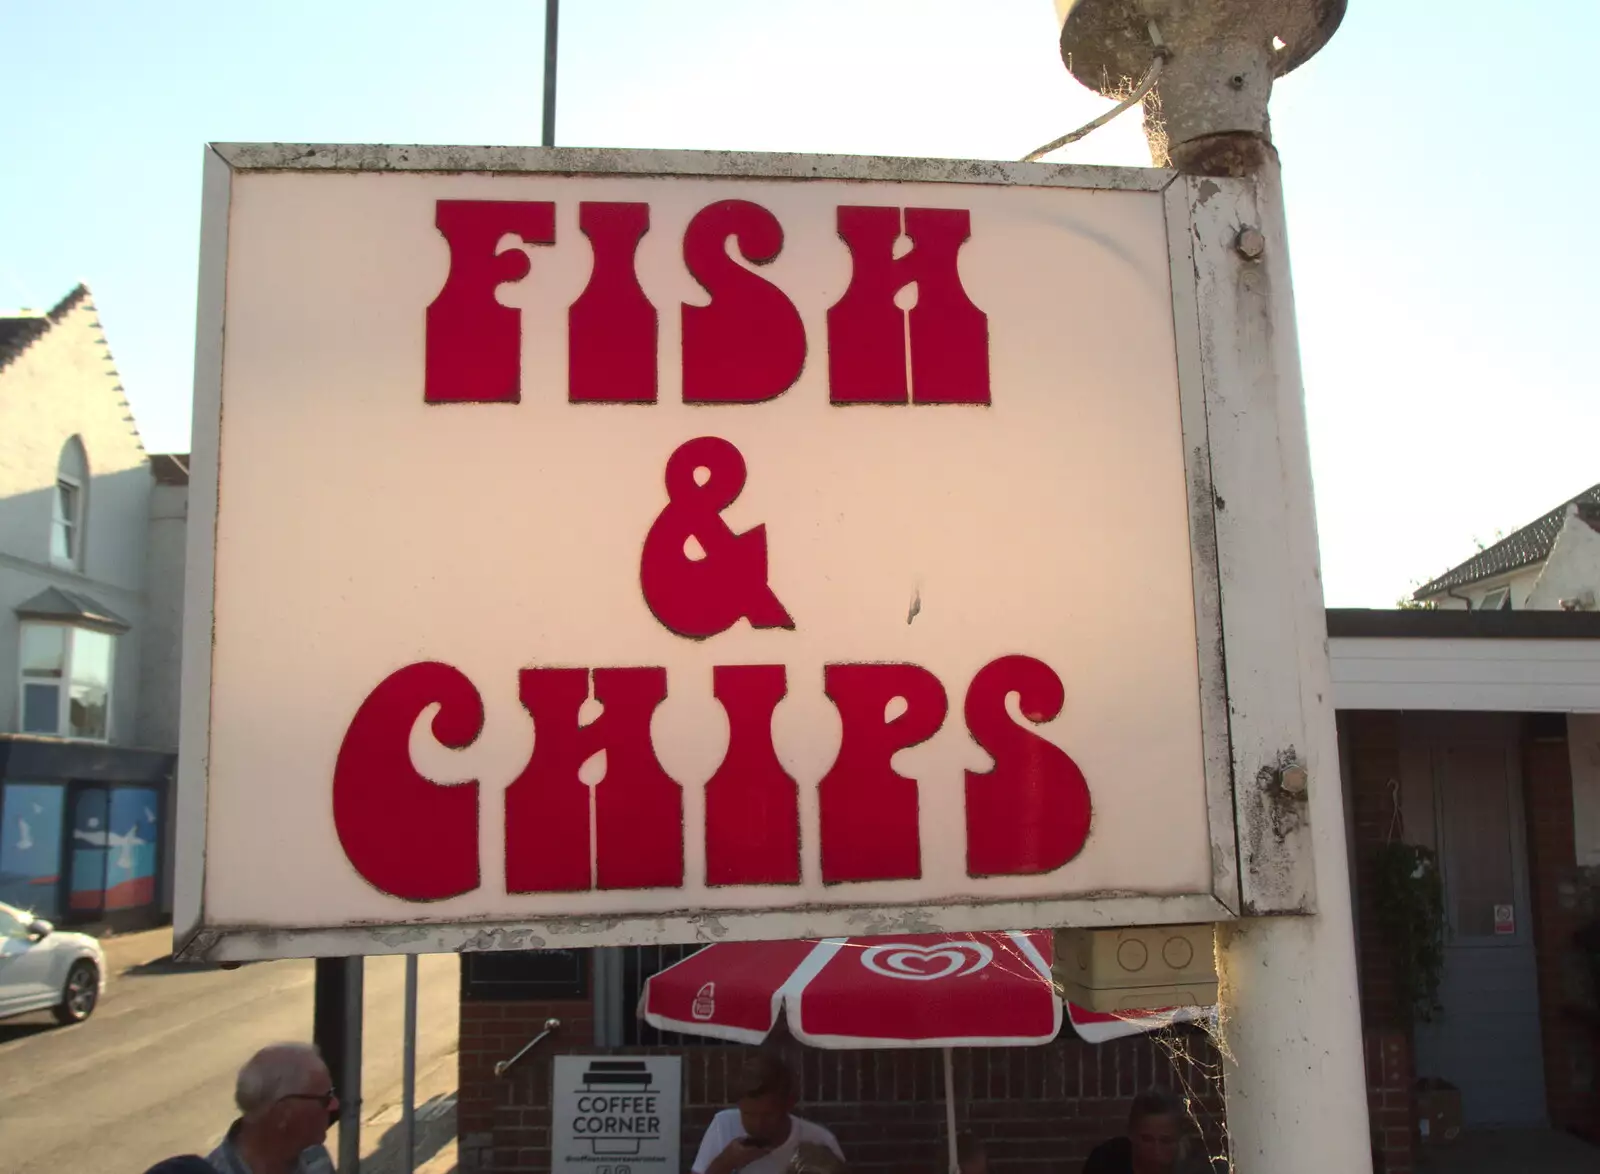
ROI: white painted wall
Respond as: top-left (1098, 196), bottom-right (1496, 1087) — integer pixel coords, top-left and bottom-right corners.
top-left (1526, 508), bottom-right (1600, 611)
top-left (136, 481), bottom-right (186, 751)
top-left (0, 292), bottom-right (154, 745)
top-left (1328, 636), bottom-right (1600, 712)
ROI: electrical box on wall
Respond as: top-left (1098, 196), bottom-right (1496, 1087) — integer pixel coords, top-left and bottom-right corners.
top-left (1052, 925), bottom-right (1218, 1012)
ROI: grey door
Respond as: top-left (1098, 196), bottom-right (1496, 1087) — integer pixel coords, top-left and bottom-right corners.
top-left (1413, 733), bottom-right (1547, 1126)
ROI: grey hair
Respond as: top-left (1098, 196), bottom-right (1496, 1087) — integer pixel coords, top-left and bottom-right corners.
top-left (236, 1043), bottom-right (324, 1119)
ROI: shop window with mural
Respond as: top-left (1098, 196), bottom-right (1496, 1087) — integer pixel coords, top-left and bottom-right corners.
top-left (0, 783), bottom-right (66, 918)
top-left (105, 788), bottom-right (159, 909)
top-left (68, 788), bottom-right (108, 913)
top-left (68, 786), bottom-right (159, 915)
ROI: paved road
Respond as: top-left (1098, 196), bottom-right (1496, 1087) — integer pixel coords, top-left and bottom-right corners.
top-left (0, 949), bottom-right (459, 1174)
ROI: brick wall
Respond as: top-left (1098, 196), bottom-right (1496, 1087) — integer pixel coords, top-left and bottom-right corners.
top-left (459, 995), bottom-right (595, 1172)
top-left (1364, 1029), bottom-right (1415, 1174)
top-left (460, 997), bottom-right (1225, 1174)
top-left (1342, 711), bottom-right (1417, 1174)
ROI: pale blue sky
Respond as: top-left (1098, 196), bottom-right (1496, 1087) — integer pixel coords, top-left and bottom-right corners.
top-left (2, 2), bottom-right (1595, 606)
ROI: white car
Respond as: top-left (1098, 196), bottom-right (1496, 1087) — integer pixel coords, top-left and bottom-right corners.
top-left (0, 899), bottom-right (106, 1024)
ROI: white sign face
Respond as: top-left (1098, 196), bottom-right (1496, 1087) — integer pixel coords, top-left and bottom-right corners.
top-left (178, 147), bottom-right (1237, 959)
top-left (552, 1056), bottom-right (681, 1174)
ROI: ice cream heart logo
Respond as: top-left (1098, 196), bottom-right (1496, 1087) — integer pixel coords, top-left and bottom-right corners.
top-left (858, 941), bottom-right (993, 981)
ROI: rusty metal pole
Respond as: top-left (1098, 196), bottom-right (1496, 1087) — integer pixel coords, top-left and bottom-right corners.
top-left (1054, 4), bottom-right (1370, 1171)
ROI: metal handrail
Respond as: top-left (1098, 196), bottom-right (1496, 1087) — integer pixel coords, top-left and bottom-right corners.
top-left (494, 1017), bottom-right (561, 1077)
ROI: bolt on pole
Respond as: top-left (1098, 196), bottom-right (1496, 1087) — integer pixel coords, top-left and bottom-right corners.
top-left (1053, 3), bottom-right (1368, 1171)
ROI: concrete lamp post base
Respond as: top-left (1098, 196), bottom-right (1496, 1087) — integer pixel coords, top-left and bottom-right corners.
top-left (1054, 0), bottom-right (1346, 174)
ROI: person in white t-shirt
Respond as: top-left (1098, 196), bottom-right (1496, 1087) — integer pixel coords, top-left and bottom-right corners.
top-left (691, 1053), bottom-right (843, 1174)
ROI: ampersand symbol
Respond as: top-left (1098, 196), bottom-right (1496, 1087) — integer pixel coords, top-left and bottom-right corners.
top-left (640, 436), bottom-right (795, 639)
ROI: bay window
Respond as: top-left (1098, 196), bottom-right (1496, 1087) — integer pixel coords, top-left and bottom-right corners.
top-left (19, 623), bottom-right (114, 740)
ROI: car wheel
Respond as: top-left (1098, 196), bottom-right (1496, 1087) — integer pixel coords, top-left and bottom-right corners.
top-left (52, 960), bottom-right (99, 1024)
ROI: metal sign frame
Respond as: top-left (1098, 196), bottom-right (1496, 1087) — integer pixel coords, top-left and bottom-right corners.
top-left (175, 145), bottom-right (1313, 962)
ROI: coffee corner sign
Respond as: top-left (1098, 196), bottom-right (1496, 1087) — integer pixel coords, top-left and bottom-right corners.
top-left (552, 1056), bottom-right (681, 1174)
top-left (176, 145), bottom-right (1253, 961)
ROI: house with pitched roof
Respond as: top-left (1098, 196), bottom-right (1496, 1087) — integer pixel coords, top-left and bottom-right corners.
top-left (1272, 482), bottom-right (1600, 1167)
top-left (1413, 483), bottom-right (1600, 611)
top-left (0, 284), bottom-right (188, 929)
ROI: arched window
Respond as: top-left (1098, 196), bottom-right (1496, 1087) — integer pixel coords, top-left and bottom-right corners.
top-left (51, 436), bottom-right (88, 569)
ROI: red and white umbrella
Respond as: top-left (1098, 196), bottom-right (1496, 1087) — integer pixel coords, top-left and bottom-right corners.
top-left (640, 932), bottom-right (1212, 1171)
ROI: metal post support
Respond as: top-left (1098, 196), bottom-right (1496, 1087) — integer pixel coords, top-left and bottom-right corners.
top-left (593, 947), bottom-right (624, 1046)
top-left (942, 1048), bottom-right (958, 1174)
top-left (403, 954), bottom-right (418, 1174)
top-left (592, 946), bottom-right (610, 1046)
top-left (315, 957), bottom-right (367, 1171)
top-left (1197, 151), bottom-right (1372, 1174)
top-left (313, 957), bottom-right (348, 1107)
top-left (1053, 4), bottom-right (1369, 1171)
top-left (541, 0), bottom-right (559, 148)
top-left (340, 957), bottom-right (365, 1174)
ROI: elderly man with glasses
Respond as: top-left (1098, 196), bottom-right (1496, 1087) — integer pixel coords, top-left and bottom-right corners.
top-left (208, 1043), bottom-right (339, 1174)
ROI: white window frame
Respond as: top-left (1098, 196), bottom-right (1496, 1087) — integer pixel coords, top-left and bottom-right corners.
top-left (50, 473), bottom-right (83, 570)
top-left (1479, 585), bottom-right (1511, 612)
top-left (16, 622), bottom-right (115, 742)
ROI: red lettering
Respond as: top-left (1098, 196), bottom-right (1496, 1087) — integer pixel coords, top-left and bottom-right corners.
top-left (639, 436), bottom-right (793, 639)
top-left (569, 202), bottom-right (657, 403)
top-left (590, 668), bottom-right (683, 889)
top-left (827, 206), bottom-right (990, 405)
top-left (963, 655), bottom-right (1090, 876)
top-left (505, 667), bottom-right (683, 892)
top-left (704, 665), bottom-right (800, 885)
top-left (818, 663), bottom-right (948, 882)
top-left (333, 662), bottom-right (482, 900)
top-left (425, 200), bottom-right (555, 404)
top-left (503, 669), bottom-right (590, 892)
top-left (681, 200), bottom-right (806, 403)
top-left (335, 655), bottom-right (1092, 900)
